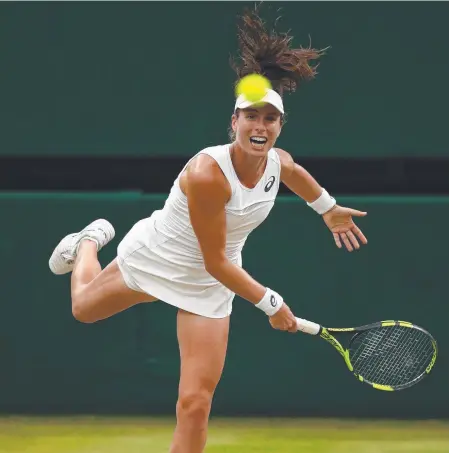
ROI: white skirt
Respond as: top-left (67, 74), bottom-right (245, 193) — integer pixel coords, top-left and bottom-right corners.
top-left (116, 216), bottom-right (237, 319)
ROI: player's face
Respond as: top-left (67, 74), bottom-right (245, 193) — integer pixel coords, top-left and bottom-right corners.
top-left (232, 104), bottom-right (282, 156)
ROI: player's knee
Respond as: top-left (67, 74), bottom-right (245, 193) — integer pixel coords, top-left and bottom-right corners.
top-left (71, 295), bottom-right (95, 323)
top-left (72, 305), bottom-right (94, 323)
top-left (176, 389), bottom-right (213, 423)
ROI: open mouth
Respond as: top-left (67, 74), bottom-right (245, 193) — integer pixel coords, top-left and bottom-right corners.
top-left (249, 136), bottom-right (267, 149)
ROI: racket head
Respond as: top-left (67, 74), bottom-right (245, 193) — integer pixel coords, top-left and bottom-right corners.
top-left (344, 321), bottom-right (438, 391)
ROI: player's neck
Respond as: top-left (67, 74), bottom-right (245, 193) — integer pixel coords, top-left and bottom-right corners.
top-left (230, 143), bottom-right (268, 189)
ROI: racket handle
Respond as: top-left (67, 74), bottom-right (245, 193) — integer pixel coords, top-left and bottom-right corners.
top-left (295, 317), bottom-right (321, 336)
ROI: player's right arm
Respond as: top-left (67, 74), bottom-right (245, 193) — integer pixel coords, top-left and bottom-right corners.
top-left (183, 154), bottom-right (297, 332)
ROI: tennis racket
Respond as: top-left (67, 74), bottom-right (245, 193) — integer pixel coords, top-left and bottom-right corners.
top-left (295, 317), bottom-right (438, 391)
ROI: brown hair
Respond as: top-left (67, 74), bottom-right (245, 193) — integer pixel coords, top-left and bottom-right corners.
top-left (231, 5), bottom-right (328, 95)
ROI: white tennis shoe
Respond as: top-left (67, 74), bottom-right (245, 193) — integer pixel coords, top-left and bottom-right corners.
top-left (49, 219), bottom-right (115, 275)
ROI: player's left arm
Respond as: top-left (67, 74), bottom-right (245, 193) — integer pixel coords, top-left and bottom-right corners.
top-left (276, 148), bottom-right (368, 251)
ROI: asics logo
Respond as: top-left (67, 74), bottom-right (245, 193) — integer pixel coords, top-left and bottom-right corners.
top-left (270, 295), bottom-right (277, 307)
top-left (264, 176), bottom-right (275, 192)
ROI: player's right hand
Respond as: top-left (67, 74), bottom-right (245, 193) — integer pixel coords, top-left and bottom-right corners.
top-left (269, 303), bottom-right (298, 333)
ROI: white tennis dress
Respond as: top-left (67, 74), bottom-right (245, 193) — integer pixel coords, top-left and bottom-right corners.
top-left (117, 144), bottom-right (281, 318)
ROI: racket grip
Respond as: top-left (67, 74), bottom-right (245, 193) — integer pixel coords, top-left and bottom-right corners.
top-left (296, 317), bottom-right (321, 335)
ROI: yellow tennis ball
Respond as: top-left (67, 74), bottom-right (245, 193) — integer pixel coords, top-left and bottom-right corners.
top-left (236, 74), bottom-right (272, 102)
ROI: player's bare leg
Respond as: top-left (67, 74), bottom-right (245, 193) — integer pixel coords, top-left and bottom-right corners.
top-left (71, 243), bottom-right (154, 322)
top-left (169, 310), bottom-right (230, 453)
top-left (49, 219), bottom-right (156, 323)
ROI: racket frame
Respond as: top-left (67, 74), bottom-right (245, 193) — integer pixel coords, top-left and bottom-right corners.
top-left (309, 319), bottom-right (438, 391)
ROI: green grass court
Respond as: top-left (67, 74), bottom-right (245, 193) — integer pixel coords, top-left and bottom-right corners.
top-left (1, 417), bottom-right (448, 452)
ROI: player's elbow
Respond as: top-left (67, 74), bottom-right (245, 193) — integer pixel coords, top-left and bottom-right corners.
top-left (204, 256), bottom-right (228, 279)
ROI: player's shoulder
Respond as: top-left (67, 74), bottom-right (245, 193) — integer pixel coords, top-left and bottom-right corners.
top-left (273, 147), bottom-right (293, 163)
top-left (273, 148), bottom-right (295, 179)
top-left (200, 144), bottom-right (227, 152)
top-left (185, 145), bottom-right (231, 197)
top-left (188, 144), bottom-right (225, 174)
top-left (197, 144), bottom-right (228, 159)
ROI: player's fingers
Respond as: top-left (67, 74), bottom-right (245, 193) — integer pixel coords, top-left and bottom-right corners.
top-left (288, 319), bottom-right (298, 333)
top-left (333, 232), bottom-right (342, 249)
top-left (346, 230), bottom-right (360, 250)
top-left (341, 233), bottom-right (353, 252)
top-left (352, 225), bottom-right (368, 244)
top-left (346, 208), bottom-right (367, 217)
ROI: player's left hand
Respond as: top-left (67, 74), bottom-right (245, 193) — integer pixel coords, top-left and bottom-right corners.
top-left (322, 205), bottom-right (368, 252)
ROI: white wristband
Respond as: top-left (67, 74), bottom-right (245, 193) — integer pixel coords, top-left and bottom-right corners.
top-left (307, 188), bottom-right (336, 215)
top-left (255, 288), bottom-right (284, 316)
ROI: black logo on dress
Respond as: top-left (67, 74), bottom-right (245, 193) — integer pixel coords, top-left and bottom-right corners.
top-left (264, 176), bottom-right (275, 192)
top-left (270, 295), bottom-right (277, 307)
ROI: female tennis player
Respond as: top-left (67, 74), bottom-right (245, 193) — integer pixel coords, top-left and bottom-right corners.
top-left (49, 7), bottom-right (367, 453)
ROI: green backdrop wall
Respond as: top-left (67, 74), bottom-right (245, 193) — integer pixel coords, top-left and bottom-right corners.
top-left (1, 2), bottom-right (448, 158)
top-left (0, 193), bottom-right (447, 418)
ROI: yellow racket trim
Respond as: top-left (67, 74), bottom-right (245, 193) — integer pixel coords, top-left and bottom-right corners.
top-left (320, 328), bottom-right (353, 372)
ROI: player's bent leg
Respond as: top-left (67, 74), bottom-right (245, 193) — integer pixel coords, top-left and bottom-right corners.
top-left (49, 218), bottom-right (156, 323)
top-left (169, 310), bottom-right (230, 453)
top-left (71, 256), bottom-right (155, 323)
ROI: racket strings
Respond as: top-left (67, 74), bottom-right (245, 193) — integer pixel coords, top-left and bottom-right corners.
top-left (349, 326), bottom-right (434, 386)
top-left (354, 328), bottom-right (432, 385)
top-left (359, 329), bottom-right (431, 385)
top-left (376, 330), bottom-right (430, 384)
top-left (352, 329), bottom-right (412, 384)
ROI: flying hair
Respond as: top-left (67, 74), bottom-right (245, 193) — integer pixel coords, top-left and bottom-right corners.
top-left (230, 4), bottom-right (328, 95)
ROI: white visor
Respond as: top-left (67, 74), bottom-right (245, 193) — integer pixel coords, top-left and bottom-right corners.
top-left (234, 88), bottom-right (284, 114)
